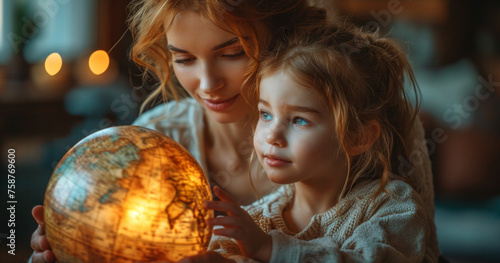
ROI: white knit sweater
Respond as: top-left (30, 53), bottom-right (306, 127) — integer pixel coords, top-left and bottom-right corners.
top-left (209, 180), bottom-right (439, 263)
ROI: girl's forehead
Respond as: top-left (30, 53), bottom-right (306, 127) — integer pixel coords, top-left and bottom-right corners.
top-left (260, 68), bottom-right (318, 93)
top-left (260, 70), bottom-right (326, 104)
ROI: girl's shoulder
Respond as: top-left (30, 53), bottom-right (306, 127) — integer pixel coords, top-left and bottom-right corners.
top-left (343, 179), bottom-right (426, 217)
top-left (352, 179), bottom-right (421, 202)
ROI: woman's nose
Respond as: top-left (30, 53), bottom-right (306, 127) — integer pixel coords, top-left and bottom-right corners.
top-left (265, 123), bottom-right (287, 147)
top-left (199, 64), bottom-right (223, 94)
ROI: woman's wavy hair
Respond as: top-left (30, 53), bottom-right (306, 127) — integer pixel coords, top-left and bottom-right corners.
top-left (252, 21), bottom-right (420, 199)
top-left (127, 0), bottom-right (320, 113)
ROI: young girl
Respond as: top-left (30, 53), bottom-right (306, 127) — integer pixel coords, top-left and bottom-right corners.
top-left (196, 22), bottom-right (440, 262)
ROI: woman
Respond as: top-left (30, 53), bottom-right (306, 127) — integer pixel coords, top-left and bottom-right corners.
top-left (30, 0), bottom-right (435, 262)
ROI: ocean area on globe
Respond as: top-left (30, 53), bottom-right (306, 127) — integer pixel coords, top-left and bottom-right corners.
top-left (43, 125), bottom-right (213, 263)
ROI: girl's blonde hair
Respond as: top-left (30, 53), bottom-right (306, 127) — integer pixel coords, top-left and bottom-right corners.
top-left (253, 22), bottom-right (420, 199)
top-left (127, 0), bottom-right (317, 113)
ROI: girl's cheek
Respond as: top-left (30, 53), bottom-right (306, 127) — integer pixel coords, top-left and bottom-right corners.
top-left (253, 127), bottom-right (266, 152)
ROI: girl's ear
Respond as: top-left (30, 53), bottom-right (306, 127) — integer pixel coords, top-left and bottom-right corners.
top-left (347, 120), bottom-right (380, 156)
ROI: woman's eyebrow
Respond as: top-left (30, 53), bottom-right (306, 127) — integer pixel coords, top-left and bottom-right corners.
top-left (212, 37), bottom-right (239, 51)
top-left (167, 37), bottom-right (240, 53)
top-left (167, 45), bottom-right (188, 53)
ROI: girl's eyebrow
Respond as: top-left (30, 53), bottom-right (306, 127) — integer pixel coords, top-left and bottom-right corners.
top-left (167, 37), bottom-right (239, 53)
top-left (258, 99), bottom-right (320, 115)
top-left (285, 105), bottom-right (320, 115)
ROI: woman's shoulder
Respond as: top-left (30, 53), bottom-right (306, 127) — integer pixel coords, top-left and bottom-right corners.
top-left (131, 98), bottom-right (206, 166)
top-left (132, 98), bottom-right (205, 140)
top-left (132, 98), bottom-right (203, 127)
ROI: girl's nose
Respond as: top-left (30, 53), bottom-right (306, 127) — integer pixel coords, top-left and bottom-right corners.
top-left (199, 64), bottom-right (223, 94)
top-left (265, 123), bottom-right (287, 147)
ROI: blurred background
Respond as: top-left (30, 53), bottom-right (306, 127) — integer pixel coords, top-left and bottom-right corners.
top-left (0, 0), bottom-right (499, 262)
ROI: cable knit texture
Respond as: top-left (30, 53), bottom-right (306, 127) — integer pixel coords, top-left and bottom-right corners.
top-left (209, 180), bottom-right (439, 263)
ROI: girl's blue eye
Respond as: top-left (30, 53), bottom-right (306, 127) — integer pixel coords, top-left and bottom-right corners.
top-left (293, 118), bottom-right (309, 126)
top-left (260, 111), bottom-right (272, 121)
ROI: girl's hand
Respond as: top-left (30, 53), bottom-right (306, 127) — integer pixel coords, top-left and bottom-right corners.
top-left (30, 205), bottom-right (55, 263)
top-left (205, 186), bottom-right (272, 262)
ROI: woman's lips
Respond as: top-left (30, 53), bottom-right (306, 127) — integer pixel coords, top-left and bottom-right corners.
top-left (264, 155), bottom-right (291, 167)
top-left (203, 94), bottom-right (239, 112)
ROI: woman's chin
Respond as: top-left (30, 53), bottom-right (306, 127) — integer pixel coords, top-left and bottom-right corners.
top-left (202, 97), bottom-right (251, 124)
top-left (205, 109), bottom-right (248, 124)
top-left (210, 114), bottom-right (242, 124)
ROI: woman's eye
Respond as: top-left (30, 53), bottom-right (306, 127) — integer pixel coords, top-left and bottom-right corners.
top-left (222, 50), bottom-right (246, 59)
top-left (173, 57), bottom-right (196, 65)
top-left (293, 117), bottom-right (310, 126)
top-left (260, 111), bottom-right (272, 121)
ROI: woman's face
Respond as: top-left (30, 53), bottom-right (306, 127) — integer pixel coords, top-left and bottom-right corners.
top-left (166, 11), bottom-right (251, 123)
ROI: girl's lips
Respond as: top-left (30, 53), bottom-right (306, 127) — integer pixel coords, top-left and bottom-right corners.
top-left (203, 94), bottom-right (239, 112)
top-left (264, 155), bottom-right (291, 167)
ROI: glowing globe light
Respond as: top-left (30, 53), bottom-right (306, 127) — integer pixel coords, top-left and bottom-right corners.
top-left (44, 125), bottom-right (212, 263)
top-left (89, 50), bottom-right (110, 75)
top-left (45, 53), bottom-right (63, 76)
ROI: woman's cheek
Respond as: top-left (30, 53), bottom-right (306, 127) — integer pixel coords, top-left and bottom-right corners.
top-left (172, 65), bottom-right (196, 95)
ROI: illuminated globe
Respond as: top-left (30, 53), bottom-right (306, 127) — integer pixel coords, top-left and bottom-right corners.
top-left (44, 125), bottom-right (212, 262)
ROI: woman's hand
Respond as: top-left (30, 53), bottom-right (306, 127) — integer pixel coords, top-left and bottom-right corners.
top-left (205, 186), bottom-right (272, 262)
top-left (30, 205), bottom-right (55, 263)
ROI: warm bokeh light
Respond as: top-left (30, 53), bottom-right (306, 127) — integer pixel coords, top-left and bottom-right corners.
top-left (44, 53), bottom-right (63, 76)
top-left (89, 50), bottom-right (110, 75)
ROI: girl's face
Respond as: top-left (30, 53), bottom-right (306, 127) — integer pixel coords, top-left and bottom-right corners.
top-left (253, 70), bottom-right (348, 186)
top-left (166, 11), bottom-right (251, 123)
